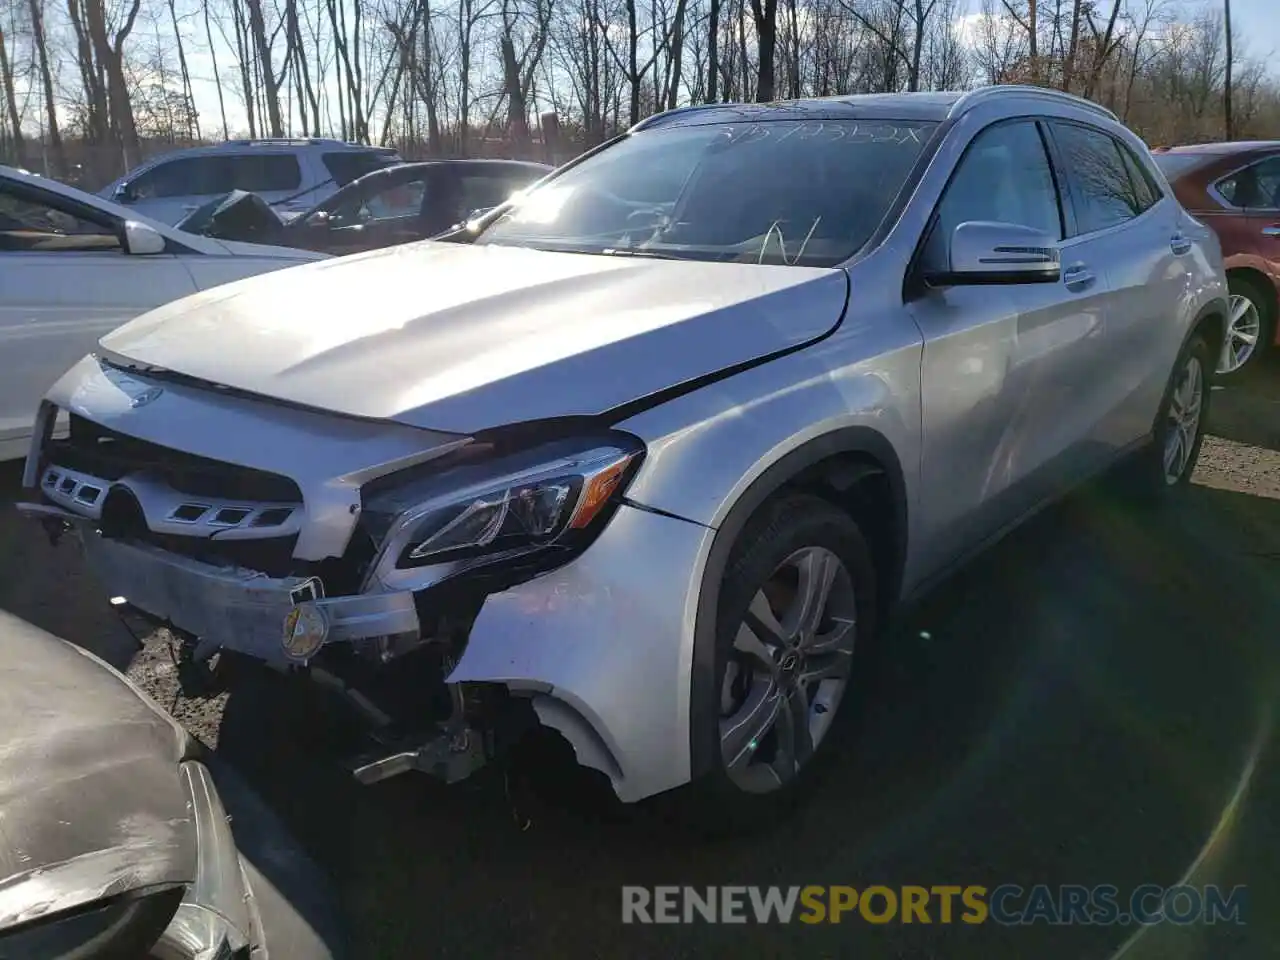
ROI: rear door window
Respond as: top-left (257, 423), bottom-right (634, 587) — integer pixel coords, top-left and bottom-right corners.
top-left (460, 174), bottom-right (528, 214)
top-left (322, 151), bottom-right (401, 187)
top-left (1050, 121), bottom-right (1146, 235)
top-left (1214, 156), bottom-right (1280, 209)
top-left (224, 154), bottom-right (302, 193)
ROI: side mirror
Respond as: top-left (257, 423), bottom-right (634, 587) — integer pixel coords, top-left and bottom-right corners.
top-left (112, 182), bottom-right (136, 204)
top-left (926, 221), bottom-right (1061, 286)
top-left (467, 206), bottom-right (495, 221)
top-left (122, 220), bottom-right (167, 256)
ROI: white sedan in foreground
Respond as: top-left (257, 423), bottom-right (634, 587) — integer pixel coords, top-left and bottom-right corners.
top-left (0, 166), bottom-right (326, 461)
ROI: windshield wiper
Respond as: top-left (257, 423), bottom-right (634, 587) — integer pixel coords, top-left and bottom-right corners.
top-left (598, 247), bottom-right (687, 261)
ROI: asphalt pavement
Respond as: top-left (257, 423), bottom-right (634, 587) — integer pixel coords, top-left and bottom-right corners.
top-left (1, 361), bottom-right (1278, 959)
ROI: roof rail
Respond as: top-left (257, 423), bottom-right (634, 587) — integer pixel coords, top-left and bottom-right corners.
top-left (950, 85), bottom-right (1119, 122)
top-left (221, 137), bottom-right (349, 147)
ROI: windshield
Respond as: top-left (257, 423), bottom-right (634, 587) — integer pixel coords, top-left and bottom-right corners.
top-left (473, 118), bottom-right (936, 267)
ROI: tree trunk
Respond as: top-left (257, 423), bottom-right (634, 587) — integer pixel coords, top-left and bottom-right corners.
top-left (667, 0), bottom-right (688, 108)
top-left (750, 0), bottom-right (777, 102)
top-left (28, 0), bottom-right (65, 175)
top-left (1224, 0), bottom-right (1234, 139)
top-left (230, 0), bottom-right (258, 136)
top-left (0, 24), bottom-right (23, 167)
top-left (627, 0), bottom-right (640, 125)
top-left (706, 0), bottom-right (720, 102)
top-left (167, 0), bottom-right (200, 138)
top-left (245, 0), bottom-right (284, 135)
top-left (201, 0), bottom-right (229, 138)
top-left (85, 0), bottom-right (143, 171)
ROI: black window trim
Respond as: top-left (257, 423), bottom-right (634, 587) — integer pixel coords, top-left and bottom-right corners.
top-left (904, 114), bottom-right (1070, 300)
top-left (1044, 118), bottom-right (1162, 239)
top-left (1207, 153), bottom-right (1280, 213)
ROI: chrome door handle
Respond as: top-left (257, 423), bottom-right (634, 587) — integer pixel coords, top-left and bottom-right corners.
top-left (1170, 234), bottom-right (1192, 255)
top-left (1261, 225), bottom-right (1280, 238)
top-left (1063, 263), bottom-right (1095, 289)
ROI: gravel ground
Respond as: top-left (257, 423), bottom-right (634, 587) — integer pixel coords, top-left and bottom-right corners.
top-left (2, 360), bottom-right (1278, 959)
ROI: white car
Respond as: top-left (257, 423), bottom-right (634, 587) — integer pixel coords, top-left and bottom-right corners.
top-left (0, 166), bottom-right (327, 461)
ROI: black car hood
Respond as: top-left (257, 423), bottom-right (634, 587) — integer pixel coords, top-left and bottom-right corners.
top-left (0, 613), bottom-right (196, 931)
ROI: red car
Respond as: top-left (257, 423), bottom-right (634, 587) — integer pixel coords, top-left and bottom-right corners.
top-left (1153, 142), bottom-right (1280, 377)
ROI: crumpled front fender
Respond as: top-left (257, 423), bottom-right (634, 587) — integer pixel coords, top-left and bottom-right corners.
top-left (448, 504), bottom-right (714, 803)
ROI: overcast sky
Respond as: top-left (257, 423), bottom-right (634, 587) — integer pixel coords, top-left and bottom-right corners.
top-left (157, 0), bottom-right (1280, 140)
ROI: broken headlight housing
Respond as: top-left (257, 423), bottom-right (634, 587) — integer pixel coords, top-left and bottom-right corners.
top-left (362, 432), bottom-right (645, 584)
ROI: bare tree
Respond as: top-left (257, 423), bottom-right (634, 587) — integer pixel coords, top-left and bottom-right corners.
top-left (1223, 0), bottom-right (1232, 138)
top-left (0, 16), bottom-right (25, 166)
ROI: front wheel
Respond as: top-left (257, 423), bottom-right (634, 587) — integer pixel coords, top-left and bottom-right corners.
top-left (676, 494), bottom-right (878, 834)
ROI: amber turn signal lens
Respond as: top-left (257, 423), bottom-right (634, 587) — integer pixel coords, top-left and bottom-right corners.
top-left (568, 455), bottom-right (636, 529)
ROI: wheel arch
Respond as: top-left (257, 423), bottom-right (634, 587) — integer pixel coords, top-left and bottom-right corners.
top-left (1188, 295), bottom-right (1228, 361)
top-left (687, 426), bottom-right (908, 779)
top-left (1225, 266), bottom-right (1276, 314)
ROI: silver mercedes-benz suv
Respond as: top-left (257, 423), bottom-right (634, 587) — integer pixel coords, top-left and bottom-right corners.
top-left (21, 86), bottom-right (1227, 830)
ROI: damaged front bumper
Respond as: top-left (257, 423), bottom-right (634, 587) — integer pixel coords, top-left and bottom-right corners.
top-left (82, 527), bottom-right (420, 665)
top-left (16, 501), bottom-right (419, 666)
top-left (21, 360), bottom-right (715, 803)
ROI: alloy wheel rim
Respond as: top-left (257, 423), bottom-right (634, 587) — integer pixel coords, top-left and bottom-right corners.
top-left (719, 546), bottom-right (858, 794)
top-left (1221, 295), bottom-right (1262, 374)
top-left (1163, 354), bottom-right (1204, 485)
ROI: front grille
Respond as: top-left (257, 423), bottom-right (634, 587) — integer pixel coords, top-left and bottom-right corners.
top-left (52, 415), bottom-right (301, 502)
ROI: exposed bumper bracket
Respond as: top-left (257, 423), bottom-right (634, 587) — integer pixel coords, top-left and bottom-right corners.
top-left (349, 726), bottom-right (489, 786)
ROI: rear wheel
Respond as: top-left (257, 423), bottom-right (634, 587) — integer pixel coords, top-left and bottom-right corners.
top-left (677, 494), bottom-right (877, 834)
top-left (1221, 275), bottom-right (1274, 377)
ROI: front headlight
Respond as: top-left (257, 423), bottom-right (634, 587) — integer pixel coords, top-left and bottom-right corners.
top-left (363, 432), bottom-right (644, 583)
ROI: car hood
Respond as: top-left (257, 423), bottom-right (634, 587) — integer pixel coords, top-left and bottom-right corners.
top-left (0, 613), bottom-right (195, 931)
top-left (98, 241), bottom-right (849, 434)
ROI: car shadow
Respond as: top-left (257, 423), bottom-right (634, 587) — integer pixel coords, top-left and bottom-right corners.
top-left (1209, 353), bottom-right (1280, 453)
top-left (0, 460), bottom-right (141, 671)
top-left (211, 478), bottom-right (1280, 959)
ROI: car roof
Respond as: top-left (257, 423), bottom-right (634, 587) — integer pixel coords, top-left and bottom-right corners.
top-left (348, 159), bottom-right (552, 187)
top-left (1158, 140), bottom-right (1280, 155)
top-left (633, 86), bottom-right (1118, 130)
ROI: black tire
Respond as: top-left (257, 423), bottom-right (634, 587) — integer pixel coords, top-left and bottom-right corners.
top-left (670, 493), bottom-right (878, 836)
top-left (1117, 332), bottom-right (1213, 501)
top-left (1223, 274), bottom-right (1275, 379)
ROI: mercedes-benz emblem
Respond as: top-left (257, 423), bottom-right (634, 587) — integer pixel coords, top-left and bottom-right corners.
top-left (778, 650), bottom-right (801, 676)
top-left (130, 386), bottom-right (164, 409)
